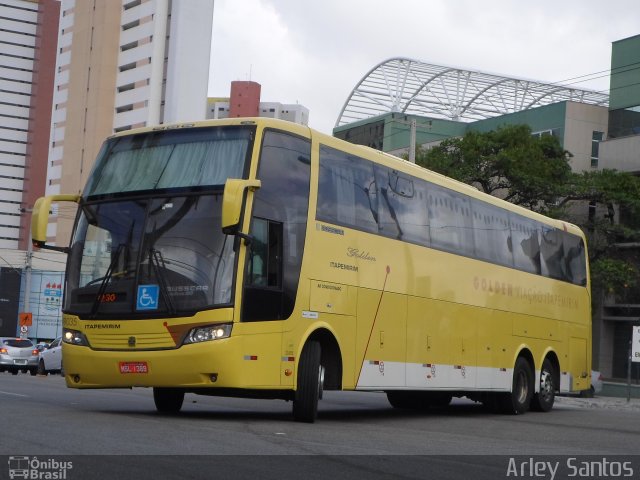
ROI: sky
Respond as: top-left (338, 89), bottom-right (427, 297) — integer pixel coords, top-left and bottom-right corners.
top-left (209, 0), bottom-right (640, 135)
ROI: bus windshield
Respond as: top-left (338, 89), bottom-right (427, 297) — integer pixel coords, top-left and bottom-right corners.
top-left (65, 126), bottom-right (255, 318)
top-left (84, 125), bottom-right (253, 196)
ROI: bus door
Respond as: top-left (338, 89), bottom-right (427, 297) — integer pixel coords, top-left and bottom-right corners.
top-left (239, 130), bottom-right (311, 384)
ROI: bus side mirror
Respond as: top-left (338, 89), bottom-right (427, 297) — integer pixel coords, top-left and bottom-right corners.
top-left (221, 179), bottom-right (261, 237)
top-left (31, 194), bottom-right (81, 251)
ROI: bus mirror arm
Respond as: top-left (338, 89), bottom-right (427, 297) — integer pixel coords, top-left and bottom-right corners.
top-left (233, 231), bottom-right (254, 246)
top-left (221, 179), bottom-right (261, 244)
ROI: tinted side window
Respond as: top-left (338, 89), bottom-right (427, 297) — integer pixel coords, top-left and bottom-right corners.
top-left (510, 214), bottom-right (541, 275)
top-left (428, 185), bottom-right (474, 256)
top-left (317, 146), bottom-right (378, 234)
top-left (563, 233), bottom-right (587, 286)
top-left (472, 202), bottom-right (513, 267)
top-left (376, 166), bottom-right (429, 245)
top-left (540, 227), bottom-right (565, 280)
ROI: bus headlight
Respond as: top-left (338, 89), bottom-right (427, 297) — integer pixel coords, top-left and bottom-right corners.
top-left (63, 329), bottom-right (90, 346)
top-left (183, 324), bottom-right (232, 345)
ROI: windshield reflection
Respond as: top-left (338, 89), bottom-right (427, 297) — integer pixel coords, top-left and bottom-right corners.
top-left (66, 195), bottom-right (235, 317)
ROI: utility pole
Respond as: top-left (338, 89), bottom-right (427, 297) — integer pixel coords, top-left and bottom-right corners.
top-left (20, 207), bottom-right (33, 338)
top-left (409, 119), bottom-right (417, 163)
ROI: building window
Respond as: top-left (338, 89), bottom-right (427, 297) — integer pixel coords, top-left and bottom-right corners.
top-left (124, 0), bottom-right (142, 10)
top-left (591, 131), bottom-right (604, 168)
top-left (119, 62), bottom-right (136, 72)
top-left (121, 41), bottom-right (138, 52)
top-left (122, 19), bottom-right (140, 31)
top-left (116, 104), bottom-right (134, 113)
top-left (117, 83), bottom-right (135, 93)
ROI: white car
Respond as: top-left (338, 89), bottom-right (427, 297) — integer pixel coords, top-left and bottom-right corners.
top-left (37, 337), bottom-right (63, 375)
top-left (591, 370), bottom-right (604, 395)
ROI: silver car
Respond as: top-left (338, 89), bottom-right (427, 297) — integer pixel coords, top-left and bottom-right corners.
top-left (0, 337), bottom-right (39, 375)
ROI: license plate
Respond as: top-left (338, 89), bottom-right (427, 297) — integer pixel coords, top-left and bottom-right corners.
top-left (119, 362), bottom-right (148, 374)
top-left (14, 360), bottom-right (27, 365)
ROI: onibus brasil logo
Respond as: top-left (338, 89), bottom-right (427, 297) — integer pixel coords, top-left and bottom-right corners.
top-left (8, 456), bottom-right (72, 479)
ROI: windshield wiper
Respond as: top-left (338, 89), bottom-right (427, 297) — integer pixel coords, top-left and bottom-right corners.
top-left (89, 243), bottom-right (125, 318)
top-left (149, 248), bottom-right (176, 315)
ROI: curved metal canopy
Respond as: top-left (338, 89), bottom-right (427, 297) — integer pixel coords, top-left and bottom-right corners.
top-left (336, 57), bottom-right (609, 127)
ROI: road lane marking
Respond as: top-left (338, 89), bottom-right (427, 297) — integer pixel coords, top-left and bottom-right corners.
top-left (0, 390), bottom-right (28, 398)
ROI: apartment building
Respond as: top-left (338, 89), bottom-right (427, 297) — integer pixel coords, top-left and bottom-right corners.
top-left (0, 0), bottom-right (59, 250)
top-left (46, 0), bottom-right (214, 245)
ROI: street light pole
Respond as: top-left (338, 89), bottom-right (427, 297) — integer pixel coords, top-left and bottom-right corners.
top-left (409, 119), bottom-right (417, 163)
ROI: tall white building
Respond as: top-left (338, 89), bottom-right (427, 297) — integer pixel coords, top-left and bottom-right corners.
top-left (0, 0), bottom-right (59, 250)
top-left (46, 0), bottom-right (214, 244)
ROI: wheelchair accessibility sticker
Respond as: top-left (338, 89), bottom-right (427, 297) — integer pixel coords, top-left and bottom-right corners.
top-left (136, 285), bottom-right (159, 310)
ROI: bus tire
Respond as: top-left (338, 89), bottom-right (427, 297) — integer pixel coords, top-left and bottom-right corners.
top-left (531, 358), bottom-right (555, 412)
top-left (500, 357), bottom-right (533, 415)
top-left (293, 341), bottom-right (322, 423)
top-left (153, 387), bottom-right (185, 414)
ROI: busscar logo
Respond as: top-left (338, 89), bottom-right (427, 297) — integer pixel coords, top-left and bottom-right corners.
top-left (8, 456), bottom-right (73, 479)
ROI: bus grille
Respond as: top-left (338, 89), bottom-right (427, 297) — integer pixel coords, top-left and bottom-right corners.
top-left (87, 332), bottom-right (176, 350)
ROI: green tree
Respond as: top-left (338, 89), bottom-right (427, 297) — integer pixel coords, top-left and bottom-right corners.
top-left (415, 125), bottom-right (573, 213)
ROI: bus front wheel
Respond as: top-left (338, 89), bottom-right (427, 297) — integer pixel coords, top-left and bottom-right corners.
top-left (153, 387), bottom-right (185, 414)
top-left (500, 357), bottom-right (533, 414)
top-left (293, 341), bottom-right (323, 423)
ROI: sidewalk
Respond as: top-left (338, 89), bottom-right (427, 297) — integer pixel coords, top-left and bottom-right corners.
top-left (555, 394), bottom-right (640, 411)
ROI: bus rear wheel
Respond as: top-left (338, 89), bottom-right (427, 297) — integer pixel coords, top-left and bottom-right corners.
top-left (531, 358), bottom-right (556, 412)
top-left (293, 341), bottom-right (323, 423)
top-left (153, 387), bottom-right (185, 414)
top-left (500, 357), bottom-right (533, 414)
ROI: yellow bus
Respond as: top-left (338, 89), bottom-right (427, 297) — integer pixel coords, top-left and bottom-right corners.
top-left (31, 118), bottom-right (591, 422)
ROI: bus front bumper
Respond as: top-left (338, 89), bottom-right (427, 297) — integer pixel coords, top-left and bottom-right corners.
top-left (61, 337), bottom-right (282, 390)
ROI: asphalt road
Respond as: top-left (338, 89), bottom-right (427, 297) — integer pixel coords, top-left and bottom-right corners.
top-left (1, 373), bottom-right (639, 479)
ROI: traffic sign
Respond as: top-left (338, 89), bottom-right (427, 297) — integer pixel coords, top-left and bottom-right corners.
top-left (632, 325), bottom-right (640, 363)
top-left (19, 312), bottom-right (32, 326)
top-left (20, 325), bottom-right (28, 334)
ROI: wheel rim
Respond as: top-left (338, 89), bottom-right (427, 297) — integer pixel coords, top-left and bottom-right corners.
top-left (539, 370), bottom-right (553, 403)
top-left (516, 370), bottom-right (529, 404)
top-left (318, 365), bottom-right (325, 400)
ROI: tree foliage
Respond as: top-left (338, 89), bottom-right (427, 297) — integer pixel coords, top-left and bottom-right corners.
top-left (412, 124), bottom-right (640, 295)
top-left (590, 257), bottom-right (637, 298)
top-left (415, 125), bottom-right (572, 213)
